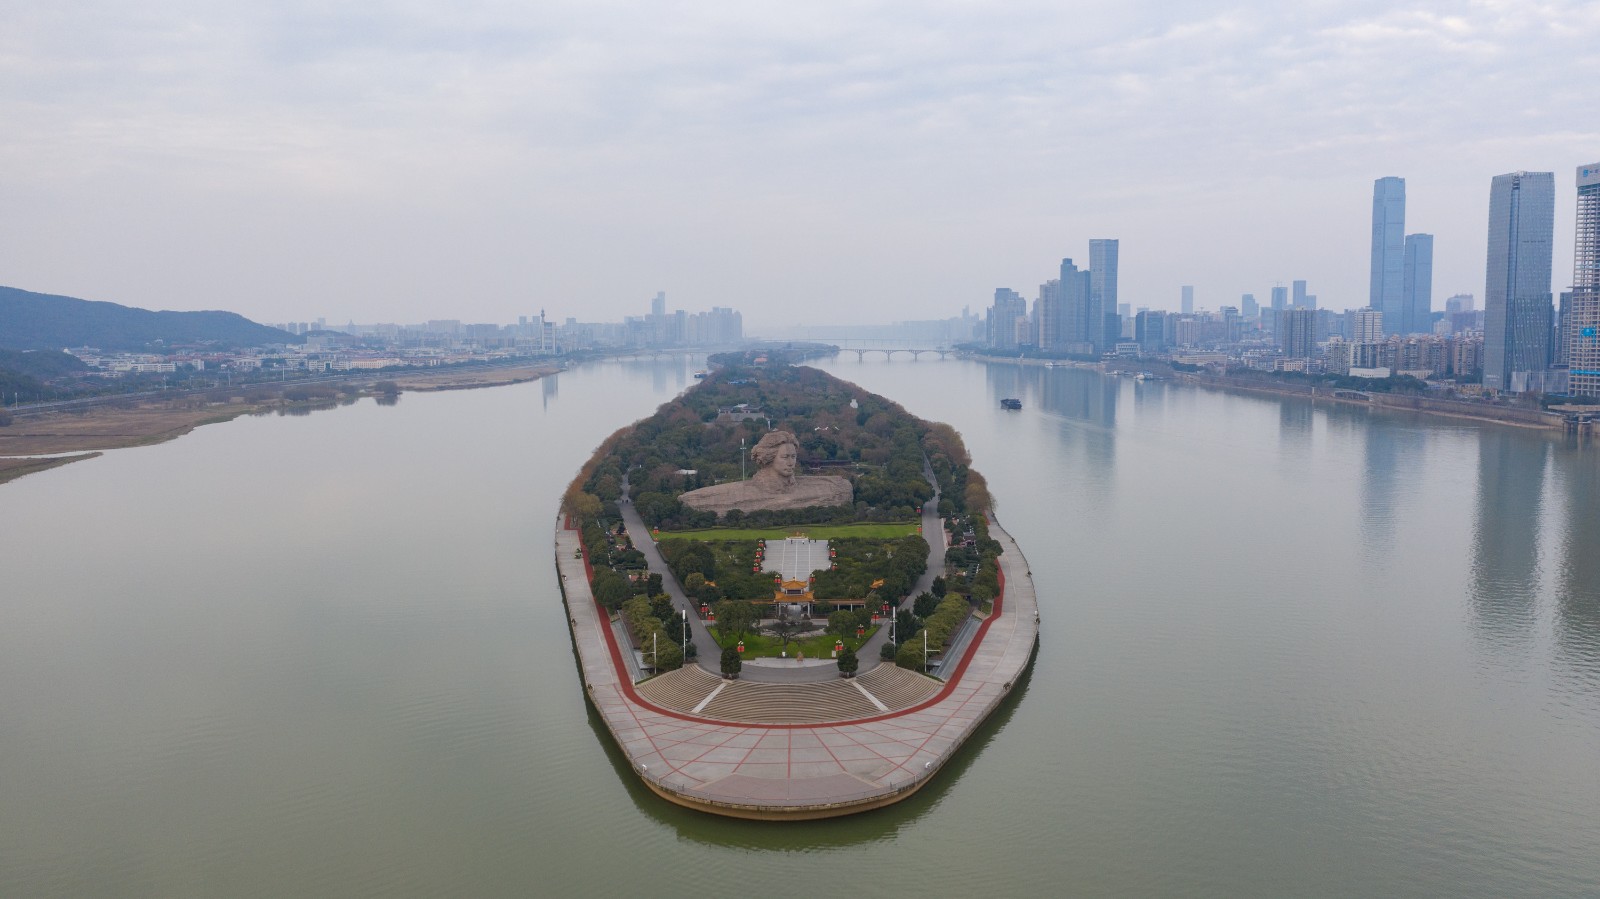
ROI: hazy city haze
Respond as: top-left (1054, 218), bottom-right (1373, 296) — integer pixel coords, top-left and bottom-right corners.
top-left (3, 1), bottom-right (1597, 329)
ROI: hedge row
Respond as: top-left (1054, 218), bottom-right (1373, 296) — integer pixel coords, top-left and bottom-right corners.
top-left (894, 594), bottom-right (971, 672)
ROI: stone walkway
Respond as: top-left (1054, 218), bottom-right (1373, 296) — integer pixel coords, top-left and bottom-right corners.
top-left (763, 536), bottom-right (830, 582)
top-left (555, 509), bottom-right (1039, 819)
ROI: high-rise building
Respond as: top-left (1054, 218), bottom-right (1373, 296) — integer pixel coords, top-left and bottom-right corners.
top-left (1292, 280), bottom-right (1308, 308)
top-left (1568, 162), bottom-right (1600, 397)
top-left (1483, 171), bottom-right (1556, 392)
top-left (1059, 258), bottom-right (1092, 348)
top-left (1265, 285), bottom-right (1287, 340)
top-left (1402, 234), bottom-right (1434, 335)
top-left (1279, 308), bottom-right (1316, 359)
top-left (1180, 285), bottom-right (1194, 314)
top-left (1352, 307), bottom-right (1384, 342)
top-left (1135, 310), bottom-right (1167, 351)
top-left (987, 289), bottom-right (1028, 350)
top-left (1557, 290), bottom-right (1574, 367)
top-left (1240, 293), bottom-right (1259, 320)
top-left (1370, 177), bottom-right (1407, 335)
top-left (1446, 293), bottom-right (1475, 313)
top-left (1220, 306), bottom-right (1242, 342)
top-left (1089, 239), bottom-right (1119, 352)
top-left (1037, 278), bottom-right (1064, 350)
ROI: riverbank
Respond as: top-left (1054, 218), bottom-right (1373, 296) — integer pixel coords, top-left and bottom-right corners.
top-left (1173, 371), bottom-right (1564, 430)
top-left (970, 351), bottom-right (1567, 431)
top-left (0, 361), bottom-right (562, 485)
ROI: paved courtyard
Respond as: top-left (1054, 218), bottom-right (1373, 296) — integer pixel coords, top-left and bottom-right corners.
top-left (762, 536), bottom-right (830, 582)
top-left (556, 512), bottom-right (1039, 818)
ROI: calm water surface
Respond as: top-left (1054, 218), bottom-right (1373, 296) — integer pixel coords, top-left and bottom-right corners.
top-left (1, 357), bottom-right (1597, 897)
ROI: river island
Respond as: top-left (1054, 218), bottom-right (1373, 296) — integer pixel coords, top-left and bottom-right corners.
top-left (555, 353), bottom-right (1040, 818)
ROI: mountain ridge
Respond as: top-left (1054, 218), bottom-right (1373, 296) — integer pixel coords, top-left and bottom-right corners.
top-left (0, 285), bottom-right (301, 352)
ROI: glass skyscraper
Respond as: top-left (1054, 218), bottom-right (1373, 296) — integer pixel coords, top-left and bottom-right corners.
top-left (1369, 177), bottom-right (1406, 335)
top-left (1483, 171), bottom-right (1555, 393)
top-left (1568, 163), bottom-right (1600, 398)
top-left (1402, 233), bottom-right (1434, 335)
top-left (1089, 239), bottom-right (1119, 352)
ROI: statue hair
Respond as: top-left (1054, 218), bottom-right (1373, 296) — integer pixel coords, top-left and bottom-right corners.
top-left (749, 430), bottom-right (799, 467)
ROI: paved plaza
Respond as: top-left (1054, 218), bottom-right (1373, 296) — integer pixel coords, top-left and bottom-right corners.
top-left (556, 512), bottom-right (1039, 818)
top-left (763, 536), bottom-right (830, 582)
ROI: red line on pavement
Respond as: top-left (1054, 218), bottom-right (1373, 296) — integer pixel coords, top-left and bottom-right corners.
top-left (574, 526), bottom-right (1008, 730)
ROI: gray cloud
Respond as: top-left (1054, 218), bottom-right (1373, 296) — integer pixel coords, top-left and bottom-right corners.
top-left (2, 0), bottom-right (1597, 327)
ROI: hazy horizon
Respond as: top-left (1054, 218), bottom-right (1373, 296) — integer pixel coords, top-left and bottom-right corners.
top-left (4, 2), bottom-right (1597, 330)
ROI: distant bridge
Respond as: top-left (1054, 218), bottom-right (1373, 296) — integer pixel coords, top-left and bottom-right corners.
top-left (839, 347), bottom-right (954, 361)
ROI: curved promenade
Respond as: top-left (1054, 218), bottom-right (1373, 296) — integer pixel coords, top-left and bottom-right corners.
top-left (555, 511), bottom-right (1040, 819)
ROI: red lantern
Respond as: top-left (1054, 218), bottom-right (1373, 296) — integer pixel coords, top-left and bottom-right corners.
top-left (856, 625), bottom-right (864, 638)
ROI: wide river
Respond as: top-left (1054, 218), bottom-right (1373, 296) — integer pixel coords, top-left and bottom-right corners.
top-left (2, 356), bottom-right (1597, 897)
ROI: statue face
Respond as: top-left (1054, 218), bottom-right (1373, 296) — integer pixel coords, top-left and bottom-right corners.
top-left (773, 443), bottom-right (797, 478)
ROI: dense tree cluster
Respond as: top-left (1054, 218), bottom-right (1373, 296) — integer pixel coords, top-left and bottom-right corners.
top-left (942, 514), bottom-right (1003, 605)
top-left (895, 595), bottom-right (972, 672)
top-left (578, 520), bottom-right (649, 611)
top-left (621, 596), bottom-right (686, 671)
top-left (572, 364), bottom-right (986, 532)
top-left (811, 535), bottom-right (930, 605)
top-left (656, 540), bottom-right (773, 604)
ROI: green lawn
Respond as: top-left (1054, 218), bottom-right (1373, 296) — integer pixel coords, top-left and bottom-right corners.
top-left (657, 522), bottom-right (921, 542)
top-left (711, 626), bottom-right (880, 660)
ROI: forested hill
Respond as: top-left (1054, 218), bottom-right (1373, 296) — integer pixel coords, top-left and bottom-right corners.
top-left (0, 285), bottom-right (301, 351)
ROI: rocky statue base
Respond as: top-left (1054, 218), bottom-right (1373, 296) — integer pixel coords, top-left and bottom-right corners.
top-left (679, 429), bottom-right (852, 516)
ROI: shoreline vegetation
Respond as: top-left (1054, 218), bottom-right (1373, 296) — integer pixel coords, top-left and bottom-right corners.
top-left (0, 360), bottom-right (561, 485)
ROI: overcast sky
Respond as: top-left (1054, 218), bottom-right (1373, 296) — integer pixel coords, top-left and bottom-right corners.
top-left (4, 1), bottom-right (1598, 332)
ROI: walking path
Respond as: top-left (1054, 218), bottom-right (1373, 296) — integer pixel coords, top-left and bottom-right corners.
top-left (555, 508), bottom-right (1039, 819)
top-left (617, 462), bottom-right (950, 684)
top-left (614, 482), bottom-right (725, 670)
